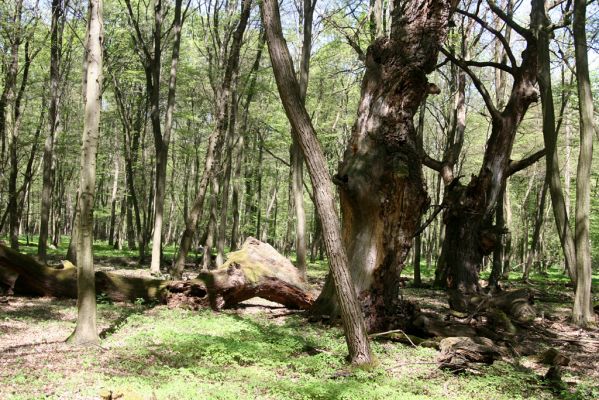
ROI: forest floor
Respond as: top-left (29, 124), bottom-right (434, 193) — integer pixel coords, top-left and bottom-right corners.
top-left (1, 240), bottom-right (598, 400)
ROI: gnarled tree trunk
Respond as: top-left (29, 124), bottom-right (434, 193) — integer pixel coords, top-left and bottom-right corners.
top-left (435, 2), bottom-right (544, 312)
top-left (314, 0), bottom-right (456, 332)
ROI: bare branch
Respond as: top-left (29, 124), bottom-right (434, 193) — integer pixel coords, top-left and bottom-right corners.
top-left (508, 148), bottom-right (546, 176)
top-left (487, 0), bottom-right (531, 39)
top-left (455, 8), bottom-right (517, 67)
top-left (123, 0), bottom-right (152, 61)
top-left (464, 59), bottom-right (514, 74)
top-left (439, 47), bottom-right (502, 121)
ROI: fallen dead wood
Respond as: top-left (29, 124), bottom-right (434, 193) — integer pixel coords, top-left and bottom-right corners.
top-left (437, 336), bottom-right (509, 372)
top-left (0, 238), bottom-right (314, 310)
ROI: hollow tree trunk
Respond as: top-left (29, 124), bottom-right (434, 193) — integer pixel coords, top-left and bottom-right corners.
top-left (314, 1), bottom-right (455, 331)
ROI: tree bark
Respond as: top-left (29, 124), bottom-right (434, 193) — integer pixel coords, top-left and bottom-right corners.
top-left (230, 34), bottom-right (265, 251)
top-left (39, 0), bottom-right (66, 262)
top-left (315, 1), bottom-right (455, 330)
top-left (534, 0), bottom-right (577, 283)
top-left (572, 0), bottom-right (594, 327)
top-left (523, 179), bottom-right (548, 281)
top-left (261, 0), bottom-right (373, 364)
top-left (437, 3), bottom-right (542, 311)
top-left (67, 0), bottom-right (103, 345)
top-left (108, 155), bottom-right (119, 246)
top-left (290, 0), bottom-right (315, 279)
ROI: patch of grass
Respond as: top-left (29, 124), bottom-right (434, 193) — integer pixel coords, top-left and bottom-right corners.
top-left (1, 305), bottom-right (574, 400)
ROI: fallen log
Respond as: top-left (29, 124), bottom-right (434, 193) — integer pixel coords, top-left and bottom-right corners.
top-left (0, 238), bottom-right (313, 310)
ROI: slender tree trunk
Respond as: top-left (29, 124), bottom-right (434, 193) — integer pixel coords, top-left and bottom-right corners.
top-left (39, 0), bottom-right (64, 261)
top-left (3, 0), bottom-right (23, 250)
top-left (523, 179), bottom-right (548, 281)
top-left (572, 0), bottom-right (594, 326)
top-left (534, 0), bottom-right (577, 282)
top-left (67, 0), bottom-right (103, 345)
top-left (108, 155), bottom-right (119, 246)
top-left (290, 0), bottom-right (315, 279)
top-left (413, 234), bottom-right (422, 287)
top-left (261, 0), bottom-right (373, 364)
top-left (501, 182), bottom-right (513, 280)
top-left (216, 88), bottom-right (238, 266)
top-left (148, 0), bottom-right (184, 275)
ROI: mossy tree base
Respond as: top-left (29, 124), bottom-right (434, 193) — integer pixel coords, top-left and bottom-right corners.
top-left (0, 238), bottom-right (313, 310)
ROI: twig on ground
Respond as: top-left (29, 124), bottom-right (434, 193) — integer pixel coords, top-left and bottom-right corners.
top-left (369, 329), bottom-right (417, 347)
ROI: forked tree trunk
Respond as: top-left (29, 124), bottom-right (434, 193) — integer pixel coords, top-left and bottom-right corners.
top-left (435, 3), bottom-right (544, 312)
top-left (314, 1), bottom-right (455, 331)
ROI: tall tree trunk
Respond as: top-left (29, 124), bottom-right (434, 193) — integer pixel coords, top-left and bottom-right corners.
top-left (229, 36), bottom-right (265, 250)
top-left (67, 0), bottom-right (103, 345)
top-left (290, 0), bottom-right (315, 279)
top-left (3, 0), bottom-right (23, 250)
top-left (535, 0), bottom-right (576, 282)
top-left (261, 0), bottom-right (373, 365)
top-left (39, 0), bottom-right (66, 262)
top-left (572, 0), bottom-right (594, 327)
top-left (148, 0), bottom-right (184, 275)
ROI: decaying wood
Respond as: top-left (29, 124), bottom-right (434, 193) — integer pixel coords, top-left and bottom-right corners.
top-left (0, 238), bottom-right (313, 310)
top-left (166, 237), bottom-right (313, 310)
top-left (438, 336), bottom-right (509, 372)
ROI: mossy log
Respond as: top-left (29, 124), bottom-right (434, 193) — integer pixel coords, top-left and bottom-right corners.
top-left (0, 238), bottom-right (313, 310)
